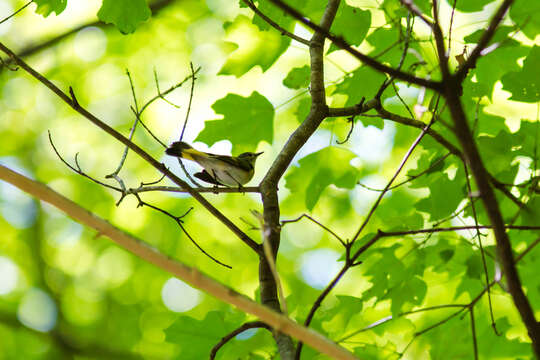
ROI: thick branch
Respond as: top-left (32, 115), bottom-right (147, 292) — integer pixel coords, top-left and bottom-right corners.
top-left (259, 1), bottom-right (342, 358)
top-left (443, 77), bottom-right (540, 355)
top-left (0, 41), bottom-right (261, 255)
top-left (0, 164), bottom-right (357, 360)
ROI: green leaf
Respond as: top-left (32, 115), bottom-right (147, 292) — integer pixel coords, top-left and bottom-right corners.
top-left (359, 116), bottom-right (384, 130)
top-left (294, 97), bottom-right (311, 123)
top-left (220, 15), bottom-right (290, 77)
top-left (465, 254), bottom-right (483, 279)
top-left (195, 92), bottom-right (274, 154)
top-left (285, 147), bottom-right (360, 210)
top-left (321, 295), bottom-right (363, 337)
top-left (415, 173), bottom-right (463, 221)
top-left (97, 0), bottom-right (151, 34)
top-left (283, 65), bottom-right (310, 89)
top-left (334, 66), bottom-right (387, 107)
top-left (501, 45), bottom-right (540, 103)
top-left (165, 311), bottom-right (244, 359)
top-left (33, 0), bottom-right (67, 17)
top-left (250, 0), bottom-right (305, 32)
top-left (477, 130), bottom-right (515, 175)
top-left (446, 0), bottom-right (492, 12)
top-left (328, 5), bottom-right (371, 53)
top-left (510, 0), bottom-right (540, 39)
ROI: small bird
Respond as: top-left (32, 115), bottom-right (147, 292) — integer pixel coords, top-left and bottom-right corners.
top-left (165, 141), bottom-right (263, 187)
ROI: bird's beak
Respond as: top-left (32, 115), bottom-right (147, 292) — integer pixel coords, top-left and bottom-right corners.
top-left (255, 152), bottom-right (264, 157)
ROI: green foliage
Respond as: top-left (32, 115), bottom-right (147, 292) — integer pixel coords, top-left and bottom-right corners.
top-left (165, 311), bottom-right (243, 359)
top-left (414, 172), bottom-right (464, 221)
top-left (97, 0), bottom-right (151, 34)
top-left (283, 65), bottom-right (310, 89)
top-left (195, 92), bottom-right (274, 154)
top-left (510, 0), bottom-right (540, 39)
top-left (219, 15), bottom-right (290, 77)
top-left (501, 45), bottom-right (540, 103)
top-left (3, 0), bottom-right (540, 358)
top-left (285, 146), bottom-right (360, 210)
top-left (327, 4), bottom-right (371, 53)
top-left (32, 0), bottom-right (67, 16)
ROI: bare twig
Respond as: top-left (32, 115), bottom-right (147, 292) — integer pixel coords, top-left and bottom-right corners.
top-left (455, 0), bottom-right (514, 81)
top-left (176, 62), bottom-right (203, 187)
top-left (351, 98), bottom-right (439, 244)
top-left (210, 321), bottom-right (271, 359)
top-left (399, 0), bottom-right (433, 27)
top-left (241, 0), bottom-right (310, 46)
top-left (128, 185), bottom-right (260, 194)
top-left (358, 153), bottom-right (450, 192)
top-left (132, 193), bottom-right (231, 268)
top-left (281, 213), bottom-right (345, 247)
top-left (470, 307), bottom-right (479, 360)
top-left (463, 163), bottom-right (500, 335)
top-left (0, 0), bottom-right (32, 25)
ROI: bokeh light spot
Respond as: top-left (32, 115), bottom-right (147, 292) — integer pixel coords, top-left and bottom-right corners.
top-left (161, 278), bottom-right (202, 313)
top-left (299, 249), bottom-right (342, 289)
top-left (73, 26), bottom-right (107, 62)
top-left (17, 289), bottom-right (57, 332)
top-left (0, 256), bottom-right (18, 295)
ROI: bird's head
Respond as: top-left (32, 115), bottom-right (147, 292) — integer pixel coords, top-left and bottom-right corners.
top-left (238, 151), bottom-right (263, 165)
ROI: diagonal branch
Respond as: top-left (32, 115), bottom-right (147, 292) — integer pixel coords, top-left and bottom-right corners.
top-left (267, 0), bottom-right (441, 90)
top-left (0, 41), bottom-right (261, 255)
top-left (455, 0), bottom-right (514, 81)
top-left (241, 0), bottom-right (310, 45)
top-left (0, 164), bottom-right (357, 360)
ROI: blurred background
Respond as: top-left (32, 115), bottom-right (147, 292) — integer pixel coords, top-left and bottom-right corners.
top-left (0, 0), bottom-right (538, 358)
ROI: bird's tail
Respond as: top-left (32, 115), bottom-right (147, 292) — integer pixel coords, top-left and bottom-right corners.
top-left (165, 141), bottom-right (205, 161)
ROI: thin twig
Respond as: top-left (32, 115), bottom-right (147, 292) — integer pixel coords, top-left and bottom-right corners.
top-left (241, 0), bottom-right (310, 45)
top-left (399, 0), bottom-right (433, 27)
top-left (351, 97), bottom-right (440, 244)
top-left (176, 62), bottom-right (203, 187)
top-left (105, 69), bottom-right (140, 188)
top-left (470, 307), bottom-right (479, 360)
top-left (358, 153), bottom-right (450, 192)
top-left (281, 213), bottom-right (345, 246)
top-left (463, 162), bottom-right (500, 335)
top-left (210, 321), bottom-right (271, 359)
top-left (0, 0), bottom-right (32, 25)
top-left (128, 185), bottom-right (260, 194)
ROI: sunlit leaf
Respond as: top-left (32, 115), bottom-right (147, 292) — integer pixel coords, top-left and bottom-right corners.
top-left (285, 146), bottom-right (360, 210)
top-left (97, 0), bottom-right (151, 34)
top-left (195, 92), bottom-right (274, 153)
top-left (33, 0), bottom-right (67, 17)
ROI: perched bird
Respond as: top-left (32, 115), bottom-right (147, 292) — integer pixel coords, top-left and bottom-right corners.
top-left (165, 141), bottom-right (263, 187)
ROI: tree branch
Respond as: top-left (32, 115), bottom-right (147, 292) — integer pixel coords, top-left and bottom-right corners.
top-left (455, 0), bottom-right (514, 81)
top-left (260, 1), bottom-right (342, 358)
